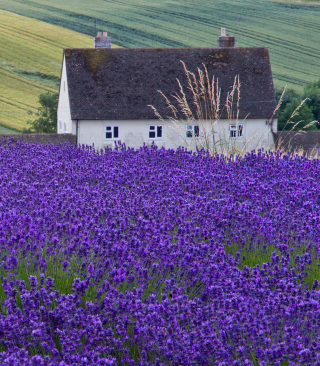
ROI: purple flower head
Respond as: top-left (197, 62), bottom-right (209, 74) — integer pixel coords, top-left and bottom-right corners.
top-left (7, 255), bottom-right (18, 269)
top-left (312, 279), bottom-right (319, 290)
top-left (29, 275), bottom-right (38, 289)
top-left (87, 262), bottom-right (95, 278)
top-left (62, 260), bottom-right (70, 271)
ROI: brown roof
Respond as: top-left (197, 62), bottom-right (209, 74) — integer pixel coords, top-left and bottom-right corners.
top-left (273, 131), bottom-right (320, 155)
top-left (63, 47), bottom-right (277, 121)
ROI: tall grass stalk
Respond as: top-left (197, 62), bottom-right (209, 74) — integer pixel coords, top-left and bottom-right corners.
top-left (274, 86), bottom-right (319, 157)
top-left (149, 61), bottom-right (275, 157)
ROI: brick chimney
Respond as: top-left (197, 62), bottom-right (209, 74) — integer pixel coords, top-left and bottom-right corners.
top-left (217, 28), bottom-right (235, 47)
top-left (94, 31), bottom-right (111, 48)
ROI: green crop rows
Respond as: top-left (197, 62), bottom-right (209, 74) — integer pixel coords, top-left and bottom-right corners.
top-left (0, 9), bottom-right (96, 131)
top-left (1, 0), bottom-right (320, 93)
top-left (0, 8), bottom-right (122, 132)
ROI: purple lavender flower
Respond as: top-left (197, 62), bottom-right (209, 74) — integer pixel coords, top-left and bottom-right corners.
top-left (1, 142), bottom-right (320, 364)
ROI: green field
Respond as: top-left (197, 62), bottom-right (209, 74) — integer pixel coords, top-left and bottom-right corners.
top-left (0, 0), bottom-right (319, 94)
top-left (0, 125), bottom-right (19, 134)
top-left (0, 10), bottom-right (120, 131)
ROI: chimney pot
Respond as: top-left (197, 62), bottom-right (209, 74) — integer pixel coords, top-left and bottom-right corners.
top-left (217, 28), bottom-right (235, 48)
top-left (94, 31), bottom-right (112, 48)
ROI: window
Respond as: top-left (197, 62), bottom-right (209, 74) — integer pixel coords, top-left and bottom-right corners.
top-left (59, 120), bottom-right (62, 131)
top-left (186, 125), bottom-right (200, 138)
top-left (149, 125), bottom-right (163, 139)
top-left (63, 81), bottom-right (66, 92)
top-left (64, 122), bottom-right (66, 132)
top-left (230, 124), bottom-right (243, 138)
top-left (105, 126), bottom-right (119, 139)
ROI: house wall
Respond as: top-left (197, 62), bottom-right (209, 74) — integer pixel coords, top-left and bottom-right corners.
top-left (77, 118), bottom-right (277, 153)
top-left (215, 118), bottom-right (277, 153)
top-left (57, 56), bottom-right (72, 135)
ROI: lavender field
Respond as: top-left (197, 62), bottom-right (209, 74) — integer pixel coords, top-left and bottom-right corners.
top-left (1, 140), bottom-right (320, 365)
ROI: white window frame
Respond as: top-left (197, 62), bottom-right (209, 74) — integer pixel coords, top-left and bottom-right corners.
top-left (148, 125), bottom-right (163, 139)
top-left (105, 125), bottom-right (120, 140)
top-left (230, 124), bottom-right (243, 138)
top-left (186, 125), bottom-right (200, 139)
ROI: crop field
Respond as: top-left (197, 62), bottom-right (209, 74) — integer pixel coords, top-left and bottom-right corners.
top-left (0, 125), bottom-right (19, 134)
top-left (0, 0), bottom-right (320, 93)
top-left (0, 10), bottom-right (120, 131)
top-left (1, 141), bottom-right (320, 365)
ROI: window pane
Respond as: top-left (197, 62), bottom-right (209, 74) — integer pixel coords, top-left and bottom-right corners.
top-left (157, 126), bottom-right (162, 138)
top-left (194, 126), bottom-right (199, 137)
top-left (106, 132), bottom-right (112, 139)
top-left (150, 126), bottom-right (155, 130)
top-left (186, 125), bottom-right (192, 130)
top-left (106, 126), bottom-right (112, 131)
top-left (186, 131), bottom-right (193, 138)
top-left (149, 131), bottom-right (156, 138)
top-left (230, 130), bottom-right (236, 138)
top-left (113, 126), bottom-right (119, 138)
top-left (238, 125), bottom-right (243, 137)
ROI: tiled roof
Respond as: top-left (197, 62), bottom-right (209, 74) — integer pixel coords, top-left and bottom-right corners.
top-left (64, 47), bottom-right (277, 121)
top-left (273, 131), bottom-right (320, 154)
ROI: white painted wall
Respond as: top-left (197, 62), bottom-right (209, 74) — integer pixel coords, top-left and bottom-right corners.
top-left (214, 118), bottom-right (277, 153)
top-left (57, 56), bottom-right (72, 134)
top-left (76, 118), bottom-right (277, 153)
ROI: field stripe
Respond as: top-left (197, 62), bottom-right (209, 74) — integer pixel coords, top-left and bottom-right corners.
top-left (0, 9), bottom-right (94, 130)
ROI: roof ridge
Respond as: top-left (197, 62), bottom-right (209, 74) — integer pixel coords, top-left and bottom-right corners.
top-left (63, 46), bottom-right (276, 121)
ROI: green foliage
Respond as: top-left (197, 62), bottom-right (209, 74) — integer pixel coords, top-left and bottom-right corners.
top-left (303, 78), bottom-right (320, 124)
top-left (225, 233), bottom-right (320, 291)
top-left (276, 79), bottom-right (320, 131)
top-left (278, 99), bottom-right (316, 131)
top-left (24, 92), bottom-right (58, 133)
top-left (275, 87), bottom-right (301, 110)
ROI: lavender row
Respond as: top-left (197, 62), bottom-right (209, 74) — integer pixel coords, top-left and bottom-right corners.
top-left (0, 140), bottom-right (320, 365)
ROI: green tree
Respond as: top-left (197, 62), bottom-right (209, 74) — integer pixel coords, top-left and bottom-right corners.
top-left (278, 99), bottom-right (316, 131)
top-left (24, 92), bottom-right (58, 133)
top-left (303, 78), bottom-right (320, 125)
top-left (275, 87), bottom-right (301, 110)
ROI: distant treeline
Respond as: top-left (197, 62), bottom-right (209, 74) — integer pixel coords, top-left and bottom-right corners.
top-left (276, 78), bottom-right (320, 131)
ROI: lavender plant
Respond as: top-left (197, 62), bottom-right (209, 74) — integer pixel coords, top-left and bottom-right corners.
top-left (0, 139), bottom-right (320, 365)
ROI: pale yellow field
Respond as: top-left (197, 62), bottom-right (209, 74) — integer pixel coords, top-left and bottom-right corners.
top-left (0, 9), bottom-right (119, 131)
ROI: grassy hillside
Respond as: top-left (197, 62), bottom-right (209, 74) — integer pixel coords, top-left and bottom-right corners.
top-left (0, 0), bottom-right (319, 94)
top-left (0, 125), bottom-right (19, 134)
top-left (0, 10), bottom-right (119, 131)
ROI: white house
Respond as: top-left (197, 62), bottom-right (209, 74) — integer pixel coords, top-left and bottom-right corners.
top-left (57, 30), bottom-right (278, 153)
